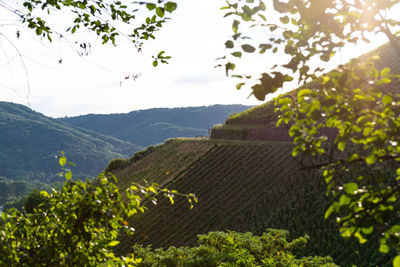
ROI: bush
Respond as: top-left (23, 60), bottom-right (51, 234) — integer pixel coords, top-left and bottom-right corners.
top-left (105, 158), bottom-right (129, 172)
top-left (133, 230), bottom-right (338, 267)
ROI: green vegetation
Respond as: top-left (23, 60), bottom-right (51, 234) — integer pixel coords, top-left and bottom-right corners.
top-left (8, 0), bottom-right (180, 67)
top-left (134, 230), bottom-right (338, 266)
top-left (220, 0), bottom-right (400, 263)
top-left (3, 189), bottom-right (49, 213)
top-left (113, 138), bottom-right (392, 266)
top-left (61, 105), bottom-right (252, 147)
top-left (0, 177), bottom-right (50, 206)
top-left (225, 100), bottom-right (277, 127)
top-left (2, 0), bottom-right (400, 265)
top-left (0, 155), bottom-right (197, 266)
top-left (0, 101), bottom-right (142, 182)
top-left (0, 159), bottom-right (333, 265)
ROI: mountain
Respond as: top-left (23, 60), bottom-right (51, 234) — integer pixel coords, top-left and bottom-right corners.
top-left (60, 105), bottom-right (252, 147)
top-left (0, 101), bottom-right (142, 182)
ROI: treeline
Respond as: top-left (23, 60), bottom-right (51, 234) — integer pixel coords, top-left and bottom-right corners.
top-left (0, 177), bottom-right (51, 206)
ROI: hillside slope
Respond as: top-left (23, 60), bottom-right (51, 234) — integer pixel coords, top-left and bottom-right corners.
top-left (60, 105), bottom-right (252, 146)
top-left (112, 138), bottom-right (392, 266)
top-left (211, 42), bottom-right (400, 142)
top-left (0, 102), bottom-right (142, 182)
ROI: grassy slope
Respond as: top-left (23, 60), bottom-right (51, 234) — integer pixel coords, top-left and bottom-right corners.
top-left (218, 42), bottom-right (399, 131)
top-left (0, 102), bottom-right (142, 182)
top-left (114, 138), bottom-right (392, 266)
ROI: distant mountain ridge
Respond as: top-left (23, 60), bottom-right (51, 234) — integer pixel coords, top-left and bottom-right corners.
top-left (60, 105), bottom-right (252, 147)
top-left (0, 101), bottom-right (142, 182)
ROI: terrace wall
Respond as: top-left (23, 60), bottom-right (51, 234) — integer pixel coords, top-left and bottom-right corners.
top-left (210, 125), bottom-right (337, 142)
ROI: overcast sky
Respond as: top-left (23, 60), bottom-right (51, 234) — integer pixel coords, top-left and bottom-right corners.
top-left (0, 0), bottom-right (389, 117)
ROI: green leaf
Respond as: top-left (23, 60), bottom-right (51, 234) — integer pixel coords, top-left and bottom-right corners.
top-left (258, 14), bottom-right (266, 21)
top-left (157, 51), bottom-right (165, 57)
top-left (377, 77), bottom-right (391, 85)
top-left (338, 141), bottom-right (346, 151)
top-left (236, 82), bottom-right (245, 90)
top-left (382, 95), bottom-right (393, 105)
top-left (40, 191), bottom-right (50, 198)
top-left (391, 225), bottom-right (400, 233)
top-left (225, 62), bottom-right (236, 76)
top-left (155, 7), bottom-right (164, 18)
top-left (59, 156), bottom-right (67, 167)
top-left (225, 40), bottom-right (234, 49)
top-left (393, 255), bottom-right (400, 267)
top-left (298, 89), bottom-right (313, 98)
top-left (379, 243), bottom-right (390, 253)
top-left (231, 51), bottom-right (242, 58)
top-left (380, 67), bottom-right (390, 77)
top-left (361, 226), bottom-right (374, 235)
top-left (241, 44), bottom-right (256, 53)
top-left (146, 3), bottom-right (156, 10)
top-left (344, 183), bottom-right (358, 195)
top-left (108, 240), bottom-right (120, 247)
top-left (153, 60), bottom-right (158, 67)
top-left (340, 194), bottom-right (351, 205)
top-left (355, 232), bottom-right (367, 244)
top-left (164, 2), bottom-right (177, 13)
top-left (365, 154), bottom-right (377, 165)
top-left (280, 16), bottom-right (289, 24)
top-left (232, 20), bottom-right (240, 34)
top-left (284, 75), bottom-right (293, 81)
top-left (65, 171), bottom-right (72, 180)
top-left (325, 205), bottom-right (335, 219)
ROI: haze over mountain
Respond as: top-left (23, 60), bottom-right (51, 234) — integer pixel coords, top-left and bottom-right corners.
top-left (60, 105), bottom-right (252, 147)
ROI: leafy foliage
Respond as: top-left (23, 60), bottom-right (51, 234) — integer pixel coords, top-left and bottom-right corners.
top-left (276, 47), bottom-right (400, 261)
top-left (12, 0), bottom-right (179, 63)
top-left (0, 154), bottom-right (196, 266)
top-left (220, 0), bottom-right (400, 264)
top-left (221, 0), bottom-right (400, 99)
top-left (134, 230), bottom-right (338, 266)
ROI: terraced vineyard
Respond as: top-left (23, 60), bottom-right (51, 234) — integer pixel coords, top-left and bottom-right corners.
top-left (113, 138), bottom-right (393, 266)
top-left (224, 99), bottom-right (277, 126)
top-left (211, 43), bottom-right (400, 144)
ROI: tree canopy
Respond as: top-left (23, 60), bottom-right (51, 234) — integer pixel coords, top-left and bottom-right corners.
top-left (0, 154), bottom-right (197, 265)
top-left (221, 0), bottom-right (400, 265)
top-left (0, 0), bottom-right (178, 65)
top-left (134, 230), bottom-right (338, 266)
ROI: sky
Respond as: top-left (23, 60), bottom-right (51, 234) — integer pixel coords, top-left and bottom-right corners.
top-left (0, 0), bottom-right (390, 117)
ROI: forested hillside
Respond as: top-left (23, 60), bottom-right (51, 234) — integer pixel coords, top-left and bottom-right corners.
top-left (60, 105), bottom-right (252, 146)
top-left (0, 101), bottom-right (142, 182)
